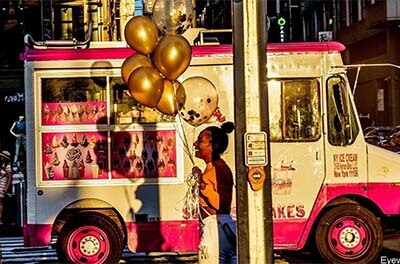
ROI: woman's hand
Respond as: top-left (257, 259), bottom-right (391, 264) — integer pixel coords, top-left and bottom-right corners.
top-left (192, 166), bottom-right (206, 190)
top-left (192, 166), bottom-right (202, 178)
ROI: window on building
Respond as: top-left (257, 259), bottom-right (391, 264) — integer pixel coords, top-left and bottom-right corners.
top-left (351, 0), bottom-right (359, 23)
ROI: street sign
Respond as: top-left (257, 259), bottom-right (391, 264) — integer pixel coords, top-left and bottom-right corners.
top-left (244, 132), bottom-right (268, 167)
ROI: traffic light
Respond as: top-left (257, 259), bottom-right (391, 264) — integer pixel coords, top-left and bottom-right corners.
top-left (277, 17), bottom-right (287, 42)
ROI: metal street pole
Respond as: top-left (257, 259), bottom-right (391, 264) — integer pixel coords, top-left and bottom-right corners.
top-left (233, 0), bottom-right (273, 263)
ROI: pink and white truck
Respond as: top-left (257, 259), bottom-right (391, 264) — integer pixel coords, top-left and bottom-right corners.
top-left (21, 36), bottom-right (400, 264)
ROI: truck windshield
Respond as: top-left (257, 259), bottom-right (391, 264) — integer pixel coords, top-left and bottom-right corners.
top-left (326, 75), bottom-right (359, 146)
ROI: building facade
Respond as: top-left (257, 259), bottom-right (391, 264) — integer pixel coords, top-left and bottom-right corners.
top-left (335, 0), bottom-right (400, 127)
top-left (0, 0), bottom-right (399, 146)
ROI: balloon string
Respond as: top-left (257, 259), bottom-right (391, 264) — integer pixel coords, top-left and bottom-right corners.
top-left (173, 116), bottom-right (200, 220)
top-left (171, 89), bottom-right (194, 165)
top-left (173, 114), bottom-right (195, 166)
top-left (182, 169), bottom-right (199, 220)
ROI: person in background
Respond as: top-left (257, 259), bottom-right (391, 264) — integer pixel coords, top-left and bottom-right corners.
top-left (193, 121), bottom-right (237, 264)
top-left (10, 115), bottom-right (26, 163)
top-left (0, 150), bottom-right (12, 225)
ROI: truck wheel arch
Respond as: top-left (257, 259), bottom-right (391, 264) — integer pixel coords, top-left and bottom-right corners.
top-left (52, 198), bottom-right (127, 244)
top-left (322, 195), bottom-right (384, 219)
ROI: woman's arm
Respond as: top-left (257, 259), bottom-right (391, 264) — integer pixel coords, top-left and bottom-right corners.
top-left (199, 167), bottom-right (220, 210)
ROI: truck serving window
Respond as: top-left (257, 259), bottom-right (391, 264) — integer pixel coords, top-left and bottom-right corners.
top-left (110, 77), bottom-right (176, 124)
top-left (42, 77), bottom-right (108, 125)
top-left (268, 78), bottom-right (321, 142)
top-left (326, 75), bottom-right (359, 146)
top-left (41, 76), bottom-right (175, 125)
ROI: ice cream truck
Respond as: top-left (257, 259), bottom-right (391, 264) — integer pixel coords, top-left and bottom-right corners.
top-left (21, 34), bottom-right (400, 264)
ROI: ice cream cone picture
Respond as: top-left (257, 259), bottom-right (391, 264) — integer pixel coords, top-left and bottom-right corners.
top-left (52, 136), bottom-right (60, 148)
top-left (167, 158), bottom-right (175, 169)
top-left (156, 135), bottom-right (163, 148)
top-left (89, 136), bottom-right (97, 148)
top-left (167, 137), bottom-right (174, 151)
top-left (71, 160), bottom-right (78, 178)
top-left (92, 164), bottom-right (99, 178)
top-left (129, 150), bottom-right (136, 162)
top-left (78, 105), bottom-right (84, 121)
top-left (132, 134), bottom-right (139, 149)
top-left (43, 104), bottom-right (50, 121)
top-left (45, 162), bottom-right (54, 180)
top-left (158, 159), bottom-right (165, 172)
top-left (63, 159), bottom-right (70, 179)
top-left (70, 104), bottom-right (78, 120)
top-left (56, 104), bottom-right (63, 120)
top-left (81, 134), bottom-right (89, 147)
top-left (85, 104), bottom-right (91, 119)
top-left (61, 135), bottom-right (69, 148)
top-left (136, 160), bottom-right (143, 173)
top-left (85, 150), bottom-right (93, 163)
top-left (52, 152), bottom-right (60, 166)
top-left (79, 160), bottom-right (85, 178)
top-left (44, 162), bottom-right (50, 179)
top-left (71, 134), bottom-right (79, 147)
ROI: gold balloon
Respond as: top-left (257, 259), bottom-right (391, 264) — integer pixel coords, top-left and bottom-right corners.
top-left (124, 16), bottom-right (159, 55)
top-left (128, 67), bottom-right (164, 108)
top-left (153, 34), bottom-right (192, 81)
top-left (121, 54), bottom-right (153, 84)
top-left (157, 79), bottom-right (182, 115)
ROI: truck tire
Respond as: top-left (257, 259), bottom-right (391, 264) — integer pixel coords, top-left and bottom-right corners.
top-left (56, 213), bottom-right (124, 264)
top-left (315, 204), bottom-right (382, 264)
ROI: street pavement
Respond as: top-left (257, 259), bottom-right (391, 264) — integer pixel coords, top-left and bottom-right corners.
top-left (2, 225), bottom-right (400, 263)
top-left (0, 226), bottom-right (198, 263)
top-left (275, 231), bottom-right (400, 264)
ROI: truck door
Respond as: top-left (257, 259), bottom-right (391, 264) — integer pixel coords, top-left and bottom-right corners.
top-left (324, 75), bottom-right (367, 184)
top-left (268, 78), bottom-right (325, 246)
top-left (312, 75), bottom-right (377, 264)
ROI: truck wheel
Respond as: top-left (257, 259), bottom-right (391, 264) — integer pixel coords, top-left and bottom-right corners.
top-left (315, 204), bottom-right (382, 264)
top-left (56, 213), bottom-right (124, 264)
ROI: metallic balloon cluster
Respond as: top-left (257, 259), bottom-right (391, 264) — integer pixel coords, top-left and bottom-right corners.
top-left (122, 0), bottom-right (218, 127)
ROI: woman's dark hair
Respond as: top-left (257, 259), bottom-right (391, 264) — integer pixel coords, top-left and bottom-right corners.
top-left (207, 121), bottom-right (235, 159)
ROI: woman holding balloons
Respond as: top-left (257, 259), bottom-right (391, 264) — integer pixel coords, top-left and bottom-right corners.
top-left (193, 122), bottom-right (237, 264)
